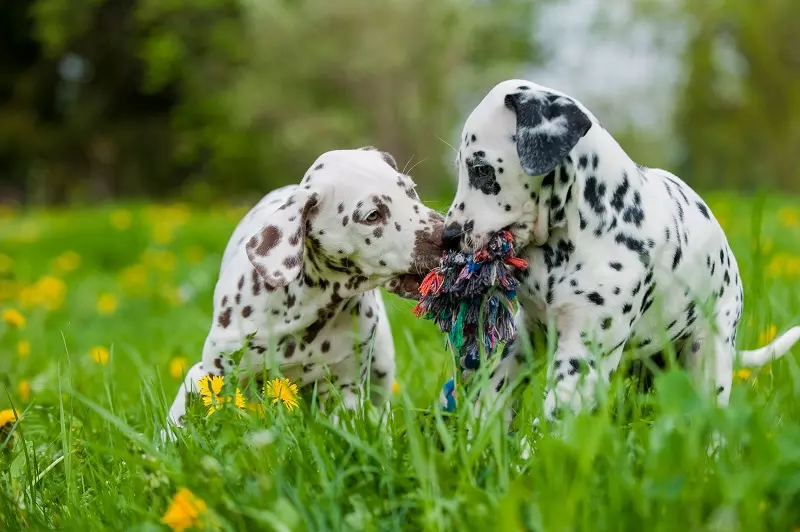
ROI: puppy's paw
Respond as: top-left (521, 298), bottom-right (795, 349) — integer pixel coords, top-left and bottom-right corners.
top-left (543, 369), bottom-right (599, 421)
top-left (160, 426), bottom-right (178, 444)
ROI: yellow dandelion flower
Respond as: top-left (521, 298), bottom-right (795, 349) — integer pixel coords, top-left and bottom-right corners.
top-left (161, 488), bottom-right (208, 532)
top-left (247, 401), bottom-right (265, 418)
top-left (169, 357), bottom-right (189, 379)
top-left (20, 276), bottom-right (66, 311)
top-left (184, 246), bottom-right (206, 264)
top-left (198, 375), bottom-right (246, 415)
top-left (53, 251), bottom-right (81, 273)
top-left (18, 380), bottom-right (30, 402)
top-left (96, 293), bottom-right (118, 315)
top-left (0, 409), bottom-right (21, 428)
top-left (0, 280), bottom-right (20, 302)
top-left (141, 249), bottom-right (176, 272)
top-left (110, 209), bottom-right (133, 231)
top-left (234, 389), bottom-right (246, 409)
top-left (2, 308), bottom-right (25, 328)
top-left (759, 324), bottom-right (777, 345)
top-left (734, 368), bottom-right (752, 380)
top-left (121, 264), bottom-right (148, 289)
top-left (778, 207), bottom-right (799, 228)
top-left (392, 380), bottom-right (400, 394)
top-left (90, 346), bottom-right (110, 365)
top-left (264, 377), bottom-right (300, 411)
top-left (152, 223), bottom-right (174, 245)
top-left (0, 254), bottom-right (13, 274)
top-left (17, 340), bottom-right (30, 358)
top-left (161, 284), bottom-right (182, 306)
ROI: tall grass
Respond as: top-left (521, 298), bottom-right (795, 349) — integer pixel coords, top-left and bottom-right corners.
top-left (1, 195), bottom-right (799, 531)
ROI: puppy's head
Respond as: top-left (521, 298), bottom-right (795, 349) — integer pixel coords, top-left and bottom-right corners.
top-left (443, 80), bottom-right (594, 251)
top-left (245, 147), bottom-right (443, 298)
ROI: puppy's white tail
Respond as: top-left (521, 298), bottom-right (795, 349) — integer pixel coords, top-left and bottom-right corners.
top-left (739, 326), bottom-right (800, 367)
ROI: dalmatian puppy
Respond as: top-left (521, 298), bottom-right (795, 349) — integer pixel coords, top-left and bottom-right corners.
top-left (166, 147), bottom-right (443, 433)
top-left (442, 79), bottom-right (800, 421)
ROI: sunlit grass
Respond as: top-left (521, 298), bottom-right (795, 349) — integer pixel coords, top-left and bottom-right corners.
top-left (1, 196), bottom-right (799, 530)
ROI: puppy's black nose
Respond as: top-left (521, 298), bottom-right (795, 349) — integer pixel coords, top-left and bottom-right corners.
top-left (442, 223), bottom-right (462, 251)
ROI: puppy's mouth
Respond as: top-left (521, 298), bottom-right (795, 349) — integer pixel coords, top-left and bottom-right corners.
top-left (385, 273), bottom-right (425, 300)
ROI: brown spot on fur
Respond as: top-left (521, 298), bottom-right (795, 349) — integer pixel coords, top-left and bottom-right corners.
top-left (321, 340), bottom-right (331, 352)
top-left (338, 203), bottom-right (345, 213)
top-left (283, 254), bottom-right (301, 270)
top-left (252, 226), bottom-right (282, 256)
top-left (242, 306), bottom-right (252, 318)
top-left (395, 222), bottom-right (401, 232)
top-left (221, 295), bottom-right (228, 306)
top-left (342, 216), bottom-right (349, 226)
top-left (217, 308), bottom-right (232, 328)
top-left (289, 225), bottom-right (302, 246)
top-left (252, 269), bottom-right (262, 295)
top-left (373, 227), bottom-right (383, 238)
top-left (412, 212), bottom-right (444, 273)
top-left (238, 275), bottom-right (245, 290)
top-left (365, 306), bottom-right (374, 318)
top-left (287, 293), bottom-right (296, 308)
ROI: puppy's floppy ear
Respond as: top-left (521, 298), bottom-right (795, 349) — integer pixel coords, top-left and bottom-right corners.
top-left (360, 145), bottom-right (398, 171)
top-left (246, 190), bottom-right (319, 288)
top-left (504, 91), bottom-right (592, 177)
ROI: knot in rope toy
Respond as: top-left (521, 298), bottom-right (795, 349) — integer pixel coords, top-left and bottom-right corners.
top-left (413, 230), bottom-right (529, 410)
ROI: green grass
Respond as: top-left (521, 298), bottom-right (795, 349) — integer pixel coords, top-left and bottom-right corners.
top-left (1, 194), bottom-right (800, 531)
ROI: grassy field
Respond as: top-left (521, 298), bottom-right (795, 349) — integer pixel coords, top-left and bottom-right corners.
top-left (1, 194), bottom-right (800, 531)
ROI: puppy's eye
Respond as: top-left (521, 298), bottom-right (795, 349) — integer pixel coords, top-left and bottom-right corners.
top-left (365, 211), bottom-right (380, 223)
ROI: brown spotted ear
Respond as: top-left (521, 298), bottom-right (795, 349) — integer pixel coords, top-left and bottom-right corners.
top-left (246, 190), bottom-right (319, 288)
top-left (360, 146), bottom-right (398, 171)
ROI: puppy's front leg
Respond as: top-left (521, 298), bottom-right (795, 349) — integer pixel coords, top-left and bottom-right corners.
top-left (543, 336), bottom-right (598, 420)
top-left (541, 306), bottom-right (627, 420)
top-left (162, 361), bottom-right (206, 442)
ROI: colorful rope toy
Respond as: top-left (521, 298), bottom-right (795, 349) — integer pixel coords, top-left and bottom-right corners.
top-left (413, 230), bottom-right (529, 411)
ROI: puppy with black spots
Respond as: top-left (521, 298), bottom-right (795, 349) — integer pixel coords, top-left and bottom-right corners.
top-left (442, 79), bottom-right (800, 421)
top-left (165, 147), bottom-right (443, 437)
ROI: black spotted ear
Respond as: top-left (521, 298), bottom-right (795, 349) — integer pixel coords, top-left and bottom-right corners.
top-left (245, 190), bottom-right (319, 288)
top-left (360, 145), bottom-right (398, 171)
top-left (504, 91), bottom-right (592, 176)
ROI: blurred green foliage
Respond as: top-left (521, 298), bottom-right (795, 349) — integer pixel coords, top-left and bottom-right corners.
top-left (0, 0), bottom-right (537, 205)
top-left (636, 0), bottom-right (800, 190)
top-left (3, 0), bottom-right (800, 206)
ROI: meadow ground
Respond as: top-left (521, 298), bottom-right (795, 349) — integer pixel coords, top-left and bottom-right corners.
top-left (1, 194), bottom-right (800, 531)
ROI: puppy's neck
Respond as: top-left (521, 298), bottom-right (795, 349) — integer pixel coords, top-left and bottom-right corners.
top-left (537, 125), bottom-right (644, 244)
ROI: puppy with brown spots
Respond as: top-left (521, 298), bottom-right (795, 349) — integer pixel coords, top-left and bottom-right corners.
top-left (165, 147), bottom-right (443, 436)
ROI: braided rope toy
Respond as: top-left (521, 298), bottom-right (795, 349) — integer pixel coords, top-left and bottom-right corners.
top-left (413, 230), bottom-right (529, 411)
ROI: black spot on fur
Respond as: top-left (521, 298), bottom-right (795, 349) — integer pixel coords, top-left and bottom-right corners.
top-left (587, 292), bottom-right (605, 305)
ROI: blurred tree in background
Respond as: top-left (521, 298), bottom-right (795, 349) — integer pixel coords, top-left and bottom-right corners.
top-left (3, 0), bottom-right (799, 206)
top-left (0, 0), bottom-right (537, 205)
top-left (635, 0), bottom-right (800, 191)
